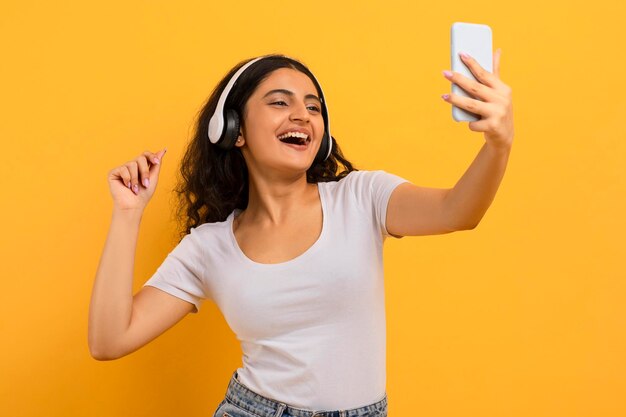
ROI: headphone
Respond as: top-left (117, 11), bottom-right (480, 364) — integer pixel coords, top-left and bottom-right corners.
top-left (207, 54), bottom-right (333, 163)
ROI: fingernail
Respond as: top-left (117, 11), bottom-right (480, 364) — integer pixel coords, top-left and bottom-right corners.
top-left (441, 94), bottom-right (450, 100)
top-left (460, 51), bottom-right (470, 59)
top-left (143, 178), bottom-right (150, 188)
top-left (443, 70), bottom-right (453, 79)
top-left (132, 184), bottom-right (139, 194)
top-left (153, 157), bottom-right (160, 165)
top-left (127, 181), bottom-right (131, 189)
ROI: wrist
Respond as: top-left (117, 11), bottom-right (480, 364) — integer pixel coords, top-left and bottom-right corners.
top-left (111, 206), bottom-right (144, 223)
top-left (486, 140), bottom-right (513, 156)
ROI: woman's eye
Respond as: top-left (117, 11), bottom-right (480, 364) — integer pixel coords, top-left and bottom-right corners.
top-left (270, 101), bottom-right (320, 112)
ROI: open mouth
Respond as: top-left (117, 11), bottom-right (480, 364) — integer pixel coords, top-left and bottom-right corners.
top-left (278, 133), bottom-right (310, 149)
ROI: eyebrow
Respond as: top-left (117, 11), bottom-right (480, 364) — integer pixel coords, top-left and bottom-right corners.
top-left (262, 89), bottom-right (321, 104)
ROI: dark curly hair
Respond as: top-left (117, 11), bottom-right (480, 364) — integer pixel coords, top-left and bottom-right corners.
top-left (173, 54), bottom-right (358, 240)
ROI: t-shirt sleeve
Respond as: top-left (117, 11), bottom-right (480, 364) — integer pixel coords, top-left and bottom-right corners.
top-left (142, 227), bottom-right (208, 313)
top-left (348, 170), bottom-right (411, 239)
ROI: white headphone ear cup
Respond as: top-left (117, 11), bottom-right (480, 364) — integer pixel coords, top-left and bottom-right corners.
top-left (219, 109), bottom-right (240, 150)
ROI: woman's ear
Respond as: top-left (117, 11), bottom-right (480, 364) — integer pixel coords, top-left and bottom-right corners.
top-left (235, 131), bottom-right (245, 147)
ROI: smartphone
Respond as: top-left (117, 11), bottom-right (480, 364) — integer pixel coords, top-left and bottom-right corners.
top-left (450, 22), bottom-right (493, 122)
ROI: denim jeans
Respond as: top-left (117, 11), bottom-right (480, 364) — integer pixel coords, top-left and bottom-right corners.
top-left (212, 370), bottom-right (388, 417)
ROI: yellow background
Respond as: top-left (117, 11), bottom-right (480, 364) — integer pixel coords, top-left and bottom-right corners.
top-left (1, 0), bottom-right (624, 416)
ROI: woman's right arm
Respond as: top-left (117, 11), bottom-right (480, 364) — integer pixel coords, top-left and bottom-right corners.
top-left (88, 148), bottom-right (195, 361)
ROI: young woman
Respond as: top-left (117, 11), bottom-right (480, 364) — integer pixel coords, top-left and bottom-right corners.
top-left (89, 52), bottom-right (513, 417)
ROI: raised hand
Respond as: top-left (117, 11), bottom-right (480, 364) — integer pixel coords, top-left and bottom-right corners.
top-left (107, 148), bottom-right (167, 211)
top-left (442, 49), bottom-right (514, 150)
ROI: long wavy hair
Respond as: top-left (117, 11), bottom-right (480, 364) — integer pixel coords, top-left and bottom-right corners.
top-left (174, 54), bottom-right (357, 240)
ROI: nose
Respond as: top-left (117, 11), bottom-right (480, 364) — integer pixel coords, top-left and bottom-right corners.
top-left (289, 101), bottom-right (310, 123)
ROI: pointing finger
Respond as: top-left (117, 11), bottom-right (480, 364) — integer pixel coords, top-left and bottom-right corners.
top-left (460, 51), bottom-right (502, 89)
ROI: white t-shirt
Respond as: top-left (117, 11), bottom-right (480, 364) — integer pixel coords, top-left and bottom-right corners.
top-left (143, 169), bottom-right (410, 410)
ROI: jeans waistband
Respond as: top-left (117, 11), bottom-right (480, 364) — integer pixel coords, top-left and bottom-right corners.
top-left (224, 370), bottom-right (388, 417)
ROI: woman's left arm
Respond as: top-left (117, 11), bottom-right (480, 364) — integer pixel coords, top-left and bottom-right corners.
top-left (440, 48), bottom-right (514, 229)
top-left (385, 49), bottom-right (514, 236)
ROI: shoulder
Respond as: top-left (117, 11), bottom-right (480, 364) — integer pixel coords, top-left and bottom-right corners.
top-left (325, 169), bottom-right (408, 196)
top-left (319, 169), bottom-right (379, 189)
top-left (336, 169), bottom-right (403, 183)
top-left (177, 214), bottom-right (233, 247)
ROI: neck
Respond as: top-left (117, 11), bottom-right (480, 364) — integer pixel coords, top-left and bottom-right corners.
top-left (242, 171), bottom-right (314, 226)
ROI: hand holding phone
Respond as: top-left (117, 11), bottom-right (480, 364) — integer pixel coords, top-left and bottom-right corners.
top-left (442, 22), bottom-right (515, 150)
top-left (450, 22), bottom-right (493, 122)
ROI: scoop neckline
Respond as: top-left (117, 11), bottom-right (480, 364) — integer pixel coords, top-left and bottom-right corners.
top-left (228, 182), bottom-right (327, 269)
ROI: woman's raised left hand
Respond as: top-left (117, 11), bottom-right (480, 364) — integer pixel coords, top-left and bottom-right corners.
top-left (442, 49), bottom-right (514, 150)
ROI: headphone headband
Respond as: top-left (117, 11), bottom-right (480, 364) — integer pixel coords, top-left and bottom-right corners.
top-left (207, 54), bottom-right (333, 162)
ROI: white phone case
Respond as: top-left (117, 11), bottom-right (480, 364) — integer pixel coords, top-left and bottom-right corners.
top-left (450, 22), bottom-right (493, 122)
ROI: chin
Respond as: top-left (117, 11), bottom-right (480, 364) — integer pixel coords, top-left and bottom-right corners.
top-left (290, 161), bottom-right (314, 173)
top-left (272, 160), bottom-right (314, 176)
top-left (278, 147), bottom-right (316, 164)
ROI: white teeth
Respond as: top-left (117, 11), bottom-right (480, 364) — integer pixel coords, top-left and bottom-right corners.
top-left (277, 131), bottom-right (309, 141)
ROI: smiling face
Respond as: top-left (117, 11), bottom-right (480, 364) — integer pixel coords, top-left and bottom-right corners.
top-left (235, 67), bottom-right (325, 178)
